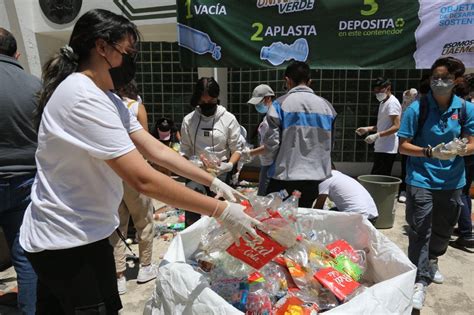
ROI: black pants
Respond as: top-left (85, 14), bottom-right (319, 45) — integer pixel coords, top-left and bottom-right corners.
top-left (405, 185), bottom-right (462, 285)
top-left (184, 172), bottom-right (231, 227)
top-left (371, 152), bottom-right (397, 176)
top-left (399, 154), bottom-right (407, 193)
top-left (26, 238), bottom-right (122, 315)
top-left (266, 179), bottom-right (321, 208)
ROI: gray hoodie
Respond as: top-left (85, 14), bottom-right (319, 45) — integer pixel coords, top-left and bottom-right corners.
top-left (180, 105), bottom-right (242, 161)
top-left (264, 85), bottom-right (336, 181)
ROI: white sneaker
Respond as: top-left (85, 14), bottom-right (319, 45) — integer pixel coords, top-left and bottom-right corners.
top-left (398, 191), bottom-right (407, 203)
top-left (412, 283), bottom-right (426, 310)
top-left (137, 264), bottom-right (158, 284)
top-left (429, 259), bottom-right (444, 284)
top-left (117, 276), bottom-right (127, 295)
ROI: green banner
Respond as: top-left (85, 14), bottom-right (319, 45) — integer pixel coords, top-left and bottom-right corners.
top-left (176, 0), bottom-right (420, 69)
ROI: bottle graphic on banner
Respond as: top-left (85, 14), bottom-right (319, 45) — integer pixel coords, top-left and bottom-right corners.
top-left (177, 23), bottom-right (222, 60)
top-left (260, 38), bottom-right (309, 66)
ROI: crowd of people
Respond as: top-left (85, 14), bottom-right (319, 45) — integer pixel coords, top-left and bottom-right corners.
top-left (1, 8), bottom-right (473, 314)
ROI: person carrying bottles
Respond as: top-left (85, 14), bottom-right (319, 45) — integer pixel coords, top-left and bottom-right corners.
top-left (19, 9), bottom-right (259, 314)
top-left (398, 57), bottom-right (474, 310)
top-left (180, 77), bottom-right (243, 226)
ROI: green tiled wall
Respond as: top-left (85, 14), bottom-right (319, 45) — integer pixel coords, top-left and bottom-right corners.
top-left (135, 42), bottom-right (198, 130)
top-left (228, 68), bottom-right (431, 163)
top-left (135, 41), bottom-right (430, 163)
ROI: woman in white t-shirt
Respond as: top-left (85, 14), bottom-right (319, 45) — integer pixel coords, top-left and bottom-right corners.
top-left (19, 9), bottom-right (259, 314)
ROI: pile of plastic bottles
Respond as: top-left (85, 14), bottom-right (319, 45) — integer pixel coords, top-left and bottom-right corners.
top-left (190, 191), bottom-right (371, 314)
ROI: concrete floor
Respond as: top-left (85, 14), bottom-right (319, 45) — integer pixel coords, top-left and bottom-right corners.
top-left (1, 201), bottom-right (473, 314)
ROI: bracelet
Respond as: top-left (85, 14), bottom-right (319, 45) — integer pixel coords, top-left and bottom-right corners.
top-left (211, 201), bottom-right (220, 218)
top-left (423, 147), bottom-right (432, 158)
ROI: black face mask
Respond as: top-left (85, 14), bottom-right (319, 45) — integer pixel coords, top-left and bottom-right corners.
top-left (199, 103), bottom-right (218, 117)
top-left (105, 51), bottom-right (136, 90)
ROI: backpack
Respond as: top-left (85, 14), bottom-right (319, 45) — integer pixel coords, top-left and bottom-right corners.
top-left (416, 96), bottom-right (473, 166)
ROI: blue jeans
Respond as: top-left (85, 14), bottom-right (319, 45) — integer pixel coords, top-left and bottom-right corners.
top-left (0, 174), bottom-right (37, 314)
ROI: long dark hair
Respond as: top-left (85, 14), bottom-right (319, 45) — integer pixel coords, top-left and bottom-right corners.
top-left (36, 9), bottom-right (139, 126)
top-left (190, 77), bottom-right (220, 107)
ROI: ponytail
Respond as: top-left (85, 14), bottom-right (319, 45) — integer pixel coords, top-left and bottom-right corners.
top-left (36, 45), bottom-right (78, 128)
top-left (34, 9), bottom-right (140, 129)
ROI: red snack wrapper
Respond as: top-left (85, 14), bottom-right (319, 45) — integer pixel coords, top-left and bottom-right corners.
top-left (314, 267), bottom-right (360, 301)
top-left (326, 239), bottom-right (357, 261)
top-left (226, 229), bottom-right (287, 270)
top-left (274, 295), bottom-right (319, 315)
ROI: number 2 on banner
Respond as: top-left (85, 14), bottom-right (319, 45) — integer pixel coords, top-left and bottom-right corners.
top-left (185, 0), bottom-right (193, 19)
top-left (361, 0), bottom-right (378, 16)
top-left (251, 22), bottom-right (264, 41)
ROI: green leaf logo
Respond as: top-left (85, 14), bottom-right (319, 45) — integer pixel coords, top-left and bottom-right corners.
top-left (395, 18), bottom-right (405, 28)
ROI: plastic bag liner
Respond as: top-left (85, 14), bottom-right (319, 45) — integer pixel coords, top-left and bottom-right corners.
top-left (144, 209), bottom-right (416, 315)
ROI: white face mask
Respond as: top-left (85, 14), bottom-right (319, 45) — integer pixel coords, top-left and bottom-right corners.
top-left (376, 92), bottom-right (387, 102)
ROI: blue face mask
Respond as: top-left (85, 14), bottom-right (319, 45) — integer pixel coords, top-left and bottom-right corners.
top-left (255, 103), bottom-right (268, 114)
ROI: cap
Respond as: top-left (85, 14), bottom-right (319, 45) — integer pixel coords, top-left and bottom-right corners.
top-left (372, 77), bottom-right (391, 89)
top-left (157, 119), bottom-right (172, 141)
top-left (247, 84), bottom-right (275, 105)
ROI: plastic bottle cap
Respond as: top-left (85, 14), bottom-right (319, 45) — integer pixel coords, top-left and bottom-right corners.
top-left (292, 190), bottom-right (302, 198)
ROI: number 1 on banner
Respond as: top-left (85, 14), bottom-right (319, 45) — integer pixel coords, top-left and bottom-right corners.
top-left (185, 0), bottom-right (193, 19)
top-left (361, 0), bottom-right (378, 16)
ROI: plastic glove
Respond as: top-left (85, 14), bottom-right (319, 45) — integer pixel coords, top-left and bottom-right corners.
top-left (364, 133), bottom-right (380, 144)
top-left (355, 127), bottom-right (370, 136)
top-left (210, 177), bottom-right (247, 202)
top-left (216, 162), bottom-right (234, 175)
top-left (217, 202), bottom-right (263, 246)
top-left (431, 143), bottom-right (458, 160)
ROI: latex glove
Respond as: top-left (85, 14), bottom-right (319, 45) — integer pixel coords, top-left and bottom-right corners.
top-left (356, 127), bottom-right (370, 136)
top-left (364, 133), bottom-right (380, 144)
top-left (431, 143), bottom-right (458, 160)
top-left (217, 202), bottom-right (263, 246)
top-left (210, 177), bottom-right (247, 202)
top-left (216, 161), bottom-right (234, 175)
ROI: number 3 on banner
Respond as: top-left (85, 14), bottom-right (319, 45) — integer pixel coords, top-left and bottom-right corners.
top-left (361, 0), bottom-right (378, 16)
top-left (251, 22), bottom-right (264, 41)
top-left (185, 0), bottom-right (193, 19)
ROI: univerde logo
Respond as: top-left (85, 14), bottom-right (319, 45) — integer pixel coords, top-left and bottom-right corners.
top-left (256, 0), bottom-right (316, 14)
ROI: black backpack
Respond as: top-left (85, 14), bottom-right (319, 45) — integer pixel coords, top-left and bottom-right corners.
top-left (416, 96), bottom-right (473, 165)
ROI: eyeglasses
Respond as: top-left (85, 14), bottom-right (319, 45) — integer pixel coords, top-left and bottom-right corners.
top-left (111, 42), bottom-right (138, 61)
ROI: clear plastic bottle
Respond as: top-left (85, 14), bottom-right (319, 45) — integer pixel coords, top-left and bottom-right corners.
top-left (260, 38), bottom-right (309, 66)
top-left (278, 190), bottom-right (301, 232)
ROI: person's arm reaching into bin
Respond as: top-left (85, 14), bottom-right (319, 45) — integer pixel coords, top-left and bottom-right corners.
top-left (131, 129), bottom-right (246, 201)
top-left (106, 146), bottom-right (257, 241)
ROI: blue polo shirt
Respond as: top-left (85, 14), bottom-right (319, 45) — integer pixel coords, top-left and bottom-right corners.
top-left (398, 92), bottom-right (474, 190)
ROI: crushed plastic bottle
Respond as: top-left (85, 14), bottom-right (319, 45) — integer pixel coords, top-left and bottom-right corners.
top-left (177, 23), bottom-right (221, 60)
top-left (260, 38), bottom-right (309, 66)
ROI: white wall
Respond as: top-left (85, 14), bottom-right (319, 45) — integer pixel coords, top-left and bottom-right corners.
top-left (0, 0), bottom-right (178, 76)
